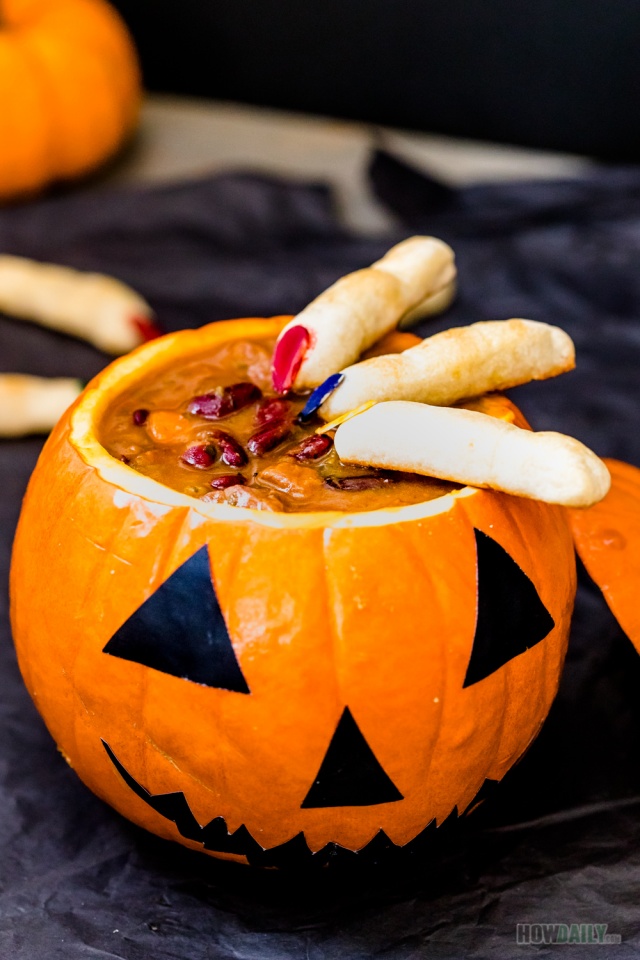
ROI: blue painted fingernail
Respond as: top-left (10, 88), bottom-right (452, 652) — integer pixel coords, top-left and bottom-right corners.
top-left (298, 373), bottom-right (345, 421)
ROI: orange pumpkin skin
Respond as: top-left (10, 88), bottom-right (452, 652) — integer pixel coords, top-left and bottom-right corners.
top-left (569, 458), bottom-right (640, 656)
top-left (10, 318), bottom-right (577, 861)
top-left (0, 0), bottom-right (140, 199)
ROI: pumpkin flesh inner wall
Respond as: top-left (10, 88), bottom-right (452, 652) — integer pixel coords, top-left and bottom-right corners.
top-left (10, 318), bottom-right (577, 857)
top-left (98, 334), bottom-right (461, 513)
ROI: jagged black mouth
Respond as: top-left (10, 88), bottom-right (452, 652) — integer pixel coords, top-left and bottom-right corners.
top-left (102, 740), bottom-right (496, 868)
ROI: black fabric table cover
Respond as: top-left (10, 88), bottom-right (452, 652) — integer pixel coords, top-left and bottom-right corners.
top-left (1, 154), bottom-right (640, 958)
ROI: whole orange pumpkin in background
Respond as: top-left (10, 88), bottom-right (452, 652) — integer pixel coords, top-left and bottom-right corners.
top-left (0, 0), bottom-right (141, 199)
top-left (9, 318), bottom-right (581, 865)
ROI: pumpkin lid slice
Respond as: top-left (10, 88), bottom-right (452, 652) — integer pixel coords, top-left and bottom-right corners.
top-left (568, 458), bottom-right (640, 655)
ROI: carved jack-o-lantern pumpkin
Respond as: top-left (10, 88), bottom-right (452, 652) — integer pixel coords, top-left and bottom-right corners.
top-left (10, 318), bottom-right (581, 865)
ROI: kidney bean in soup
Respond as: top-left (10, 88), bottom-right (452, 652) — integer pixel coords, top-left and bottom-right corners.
top-left (99, 336), bottom-right (458, 512)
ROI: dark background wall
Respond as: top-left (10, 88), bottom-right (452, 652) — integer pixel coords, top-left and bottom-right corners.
top-left (111, 0), bottom-right (640, 160)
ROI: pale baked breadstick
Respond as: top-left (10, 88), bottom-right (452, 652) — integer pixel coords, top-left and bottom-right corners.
top-left (275, 236), bottom-right (456, 390)
top-left (321, 319), bottom-right (574, 419)
top-left (334, 401), bottom-right (610, 508)
top-left (0, 375), bottom-right (82, 437)
top-left (398, 278), bottom-right (456, 328)
top-left (0, 256), bottom-right (156, 355)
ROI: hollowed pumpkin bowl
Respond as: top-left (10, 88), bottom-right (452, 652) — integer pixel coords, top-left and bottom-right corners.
top-left (10, 317), bottom-right (577, 866)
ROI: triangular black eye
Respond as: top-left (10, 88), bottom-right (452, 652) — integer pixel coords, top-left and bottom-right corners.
top-left (463, 529), bottom-right (555, 687)
top-left (103, 546), bottom-right (250, 693)
top-left (301, 707), bottom-right (403, 808)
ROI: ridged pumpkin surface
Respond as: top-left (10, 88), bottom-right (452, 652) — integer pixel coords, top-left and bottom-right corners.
top-left (0, 0), bottom-right (140, 198)
top-left (10, 319), bottom-right (577, 858)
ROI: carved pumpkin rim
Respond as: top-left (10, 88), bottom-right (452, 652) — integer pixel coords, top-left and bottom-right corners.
top-left (69, 315), bottom-right (509, 530)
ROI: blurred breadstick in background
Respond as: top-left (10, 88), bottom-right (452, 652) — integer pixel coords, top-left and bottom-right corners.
top-left (0, 256), bottom-right (159, 355)
top-left (321, 319), bottom-right (574, 419)
top-left (334, 401), bottom-right (610, 508)
top-left (0, 375), bottom-right (82, 437)
top-left (272, 236), bottom-right (456, 392)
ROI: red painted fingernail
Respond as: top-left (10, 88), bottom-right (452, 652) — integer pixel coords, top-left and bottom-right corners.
top-left (131, 316), bottom-right (162, 342)
top-left (271, 325), bottom-right (310, 394)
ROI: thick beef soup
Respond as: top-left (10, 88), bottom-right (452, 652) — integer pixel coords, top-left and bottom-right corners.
top-left (100, 336), bottom-right (458, 512)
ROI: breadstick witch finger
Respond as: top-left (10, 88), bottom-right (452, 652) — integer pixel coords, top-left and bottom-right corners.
top-left (335, 401), bottom-right (611, 508)
top-left (320, 318), bottom-right (575, 420)
top-left (398, 277), bottom-right (457, 329)
top-left (271, 236), bottom-right (456, 393)
top-left (0, 255), bottom-right (160, 355)
top-left (0, 375), bottom-right (83, 437)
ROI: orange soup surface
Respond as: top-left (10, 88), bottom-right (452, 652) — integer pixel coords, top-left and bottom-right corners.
top-left (100, 336), bottom-right (459, 512)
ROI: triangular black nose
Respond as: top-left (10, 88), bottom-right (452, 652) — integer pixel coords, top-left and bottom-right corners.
top-left (301, 707), bottom-right (403, 808)
top-left (463, 528), bottom-right (555, 687)
top-left (103, 545), bottom-right (250, 693)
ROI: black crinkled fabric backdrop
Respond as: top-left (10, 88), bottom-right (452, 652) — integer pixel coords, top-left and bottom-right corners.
top-left (1, 153), bottom-right (640, 958)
